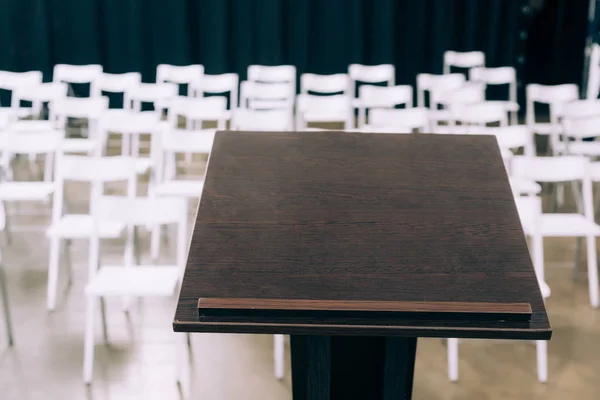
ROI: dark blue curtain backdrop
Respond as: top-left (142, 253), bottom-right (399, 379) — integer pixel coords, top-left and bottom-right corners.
top-left (0, 0), bottom-right (588, 91)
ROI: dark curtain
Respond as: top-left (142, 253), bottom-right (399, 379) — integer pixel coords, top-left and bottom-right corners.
top-left (0, 0), bottom-right (588, 94)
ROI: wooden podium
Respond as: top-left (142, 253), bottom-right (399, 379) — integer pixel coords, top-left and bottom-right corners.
top-left (174, 131), bottom-right (551, 399)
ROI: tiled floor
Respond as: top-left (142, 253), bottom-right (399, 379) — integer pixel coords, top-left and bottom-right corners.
top-left (1, 149), bottom-right (600, 399)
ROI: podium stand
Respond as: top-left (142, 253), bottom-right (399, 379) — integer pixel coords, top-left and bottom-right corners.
top-left (174, 131), bottom-right (551, 399)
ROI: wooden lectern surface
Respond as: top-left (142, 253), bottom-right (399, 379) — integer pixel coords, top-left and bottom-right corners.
top-left (174, 131), bottom-right (551, 340)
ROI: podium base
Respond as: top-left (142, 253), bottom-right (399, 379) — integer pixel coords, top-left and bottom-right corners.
top-left (290, 335), bottom-right (417, 400)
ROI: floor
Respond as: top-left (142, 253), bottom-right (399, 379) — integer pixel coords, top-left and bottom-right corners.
top-left (1, 136), bottom-right (600, 400)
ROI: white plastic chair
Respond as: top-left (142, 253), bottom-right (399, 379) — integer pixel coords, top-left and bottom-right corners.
top-left (470, 67), bottom-right (519, 124)
top-left (443, 51), bottom-right (485, 75)
top-left (194, 73), bottom-right (239, 111)
top-left (348, 63), bottom-right (395, 98)
top-left (50, 96), bottom-right (109, 154)
top-left (94, 72), bottom-right (142, 127)
top-left (156, 64), bottom-right (204, 96)
top-left (231, 108), bottom-right (294, 131)
top-left (53, 64), bottom-right (103, 98)
top-left (450, 101), bottom-right (509, 133)
top-left (511, 155), bottom-right (600, 307)
top-left (448, 195), bottom-right (550, 383)
top-left (83, 195), bottom-right (189, 384)
top-left (368, 108), bottom-right (430, 132)
top-left (356, 85), bottom-right (413, 128)
top-left (128, 82), bottom-right (178, 116)
top-left (45, 155), bottom-right (138, 311)
top-left (557, 100), bottom-right (600, 156)
top-left (525, 83), bottom-right (579, 154)
top-left (0, 70), bottom-right (43, 121)
top-left (248, 65), bottom-right (296, 90)
top-left (240, 81), bottom-right (295, 112)
top-left (434, 83), bottom-right (487, 133)
top-left (298, 74), bottom-right (352, 129)
top-left (12, 82), bottom-right (68, 125)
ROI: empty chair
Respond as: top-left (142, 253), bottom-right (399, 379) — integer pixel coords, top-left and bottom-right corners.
top-left (356, 85), bottom-right (413, 127)
top-left (525, 83), bottom-right (579, 154)
top-left (348, 63), bottom-right (395, 98)
top-left (239, 81), bottom-right (295, 112)
top-left (488, 125), bottom-right (536, 157)
top-left (53, 64), bottom-right (103, 97)
top-left (50, 96), bottom-right (109, 154)
top-left (417, 73), bottom-right (466, 129)
top-left (448, 195), bottom-right (550, 383)
top-left (231, 108), bottom-right (293, 131)
top-left (45, 155), bottom-right (138, 310)
top-left (193, 73), bottom-right (239, 111)
top-left (168, 96), bottom-right (229, 131)
top-left (470, 67), bottom-right (519, 124)
top-left (247, 65), bottom-right (296, 90)
top-left (368, 108), bottom-right (430, 132)
top-left (83, 196), bottom-right (189, 383)
top-left (94, 72), bottom-right (141, 118)
top-left (443, 50), bottom-right (485, 75)
top-left (128, 82), bottom-right (178, 116)
top-left (12, 82), bottom-right (68, 124)
top-left (511, 155), bottom-right (600, 307)
top-left (297, 73), bottom-right (352, 129)
top-left (450, 102), bottom-right (508, 133)
top-left (0, 70), bottom-right (43, 121)
top-left (558, 100), bottom-right (600, 156)
top-left (300, 73), bottom-right (350, 96)
top-left (434, 83), bottom-right (486, 133)
top-left (156, 64), bottom-right (204, 96)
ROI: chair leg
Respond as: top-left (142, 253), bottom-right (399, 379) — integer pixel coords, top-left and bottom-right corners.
top-left (0, 261), bottom-right (14, 347)
top-left (63, 239), bottom-right (74, 286)
top-left (83, 295), bottom-right (97, 384)
top-left (574, 238), bottom-right (583, 282)
top-left (2, 202), bottom-right (12, 246)
top-left (536, 340), bottom-right (548, 383)
top-left (100, 297), bottom-right (109, 344)
top-left (274, 334), bottom-right (285, 380)
top-left (176, 333), bottom-right (191, 398)
top-left (586, 235), bottom-right (599, 308)
top-left (46, 238), bottom-right (62, 311)
top-left (556, 183), bottom-right (565, 209)
top-left (151, 226), bottom-right (160, 262)
top-left (447, 338), bottom-right (459, 382)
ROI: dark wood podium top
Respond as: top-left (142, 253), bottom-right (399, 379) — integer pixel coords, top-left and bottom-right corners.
top-left (174, 131), bottom-right (551, 340)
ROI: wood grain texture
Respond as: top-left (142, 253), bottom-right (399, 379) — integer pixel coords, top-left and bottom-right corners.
top-left (174, 131), bottom-right (551, 339)
top-left (197, 298), bottom-right (532, 322)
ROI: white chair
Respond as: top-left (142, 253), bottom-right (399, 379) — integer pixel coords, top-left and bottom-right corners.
top-left (128, 82), bottom-right (178, 116)
top-left (0, 246), bottom-right (13, 347)
top-left (367, 108), bottom-right (430, 132)
top-left (356, 85), bottom-right (413, 128)
top-left (348, 63), bottom-right (395, 97)
top-left (194, 73), bottom-right (239, 111)
top-left (45, 155), bottom-right (138, 311)
top-left (470, 67), bottom-right (519, 124)
top-left (247, 65), bottom-right (296, 91)
top-left (525, 83), bottom-right (579, 154)
top-left (231, 108), bottom-right (294, 131)
top-left (239, 80), bottom-right (295, 113)
top-left (557, 100), bottom-right (600, 156)
top-left (296, 94), bottom-right (353, 130)
top-left (511, 155), bottom-right (600, 307)
top-left (417, 73), bottom-right (466, 129)
top-left (53, 64), bottom-right (103, 97)
top-left (50, 96), bottom-right (109, 154)
top-left (94, 72), bottom-right (142, 127)
top-left (450, 101), bottom-right (508, 133)
top-left (443, 50), bottom-right (485, 75)
top-left (0, 70), bottom-right (43, 120)
top-left (83, 195), bottom-right (189, 384)
top-left (156, 64), bottom-right (204, 96)
top-left (448, 195), bottom-right (550, 383)
top-left (488, 125), bottom-right (536, 158)
top-left (99, 111), bottom-right (164, 176)
top-left (12, 82), bottom-right (68, 126)
top-left (434, 83), bottom-right (487, 133)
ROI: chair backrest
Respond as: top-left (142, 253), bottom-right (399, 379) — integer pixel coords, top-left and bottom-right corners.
top-left (452, 102), bottom-right (508, 126)
top-left (50, 95), bottom-right (109, 121)
top-left (194, 73), bottom-right (239, 109)
top-left (348, 64), bottom-right (395, 97)
top-left (358, 125), bottom-right (412, 134)
top-left (470, 66), bottom-right (517, 104)
top-left (52, 155), bottom-right (138, 227)
top-left (300, 73), bottom-right (350, 95)
top-left (231, 108), bottom-right (293, 131)
top-left (99, 110), bottom-right (162, 134)
top-left (53, 64), bottom-right (102, 97)
top-left (486, 125), bottom-right (535, 156)
top-left (560, 100), bottom-right (600, 141)
top-left (168, 96), bottom-right (228, 129)
top-left (95, 72), bottom-right (141, 108)
top-left (156, 64), bottom-right (204, 86)
top-left (443, 51), bottom-right (485, 74)
top-left (128, 83), bottom-right (178, 111)
top-left (511, 155), bottom-right (589, 183)
top-left (526, 83), bottom-right (579, 127)
top-left (0, 71), bottom-right (43, 94)
top-left (248, 65), bottom-right (296, 85)
top-left (358, 85), bottom-right (413, 108)
top-left (435, 82), bottom-right (486, 109)
top-left (368, 107), bottom-right (430, 132)
top-left (240, 81), bottom-right (295, 110)
top-left (96, 195), bottom-right (189, 271)
top-left (12, 82), bottom-right (67, 117)
top-left (416, 73), bottom-right (465, 107)
top-left (587, 43), bottom-right (600, 100)
top-left (2, 129), bottom-right (62, 155)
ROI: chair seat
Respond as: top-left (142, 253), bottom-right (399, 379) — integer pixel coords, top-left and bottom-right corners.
top-left (153, 180), bottom-right (204, 198)
top-left (0, 182), bottom-right (55, 201)
top-left (46, 214), bottom-right (125, 239)
top-left (536, 214), bottom-right (600, 237)
top-left (61, 138), bottom-right (99, 153)
top-left (86, 266), bottom-right (180, 296)
top-left (11, 120), bottom-right (56, 132)
top-left (529, 123), bottom-right (554, 135)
